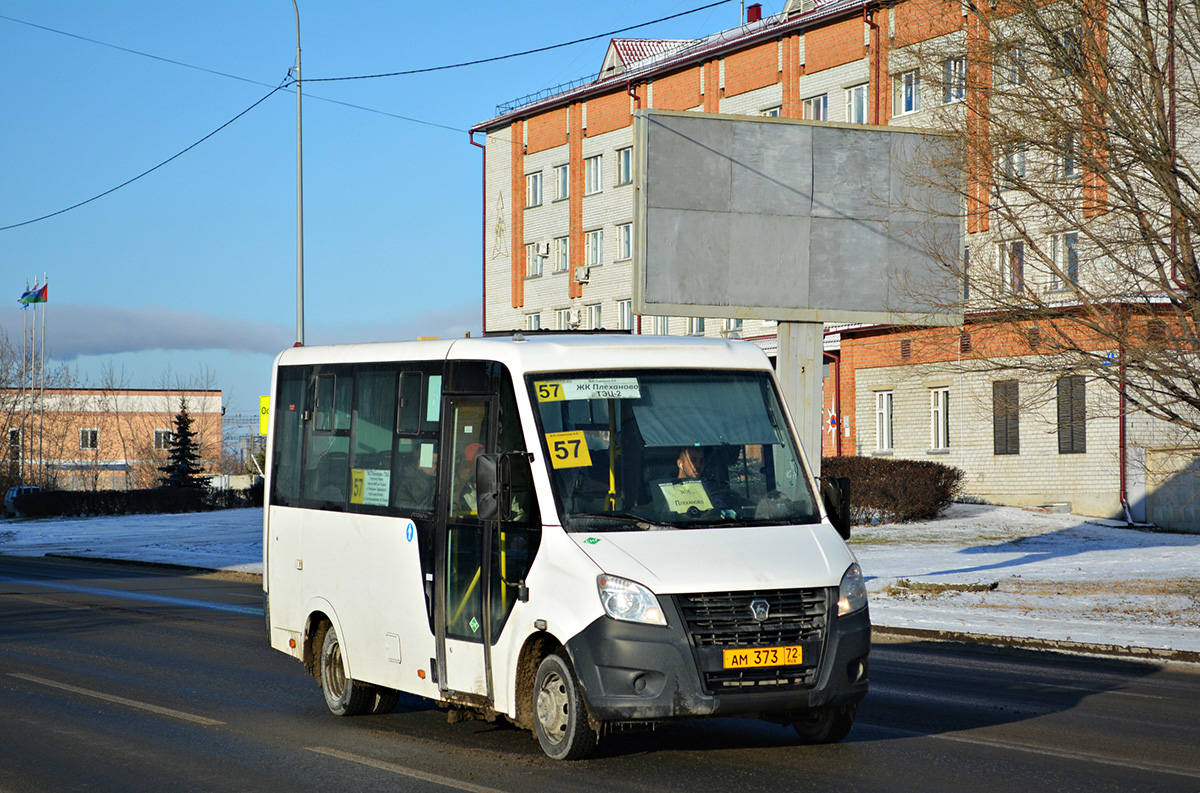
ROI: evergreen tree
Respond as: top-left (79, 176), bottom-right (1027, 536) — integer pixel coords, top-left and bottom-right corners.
top-left (158, 399), bottom-right (207, 489)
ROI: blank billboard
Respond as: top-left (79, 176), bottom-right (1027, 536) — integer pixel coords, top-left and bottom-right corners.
top-left (633, 109), bottom-right (962, 326)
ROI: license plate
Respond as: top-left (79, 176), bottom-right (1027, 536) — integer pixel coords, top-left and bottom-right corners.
top-left (722, 645), bottom-right (803, 669)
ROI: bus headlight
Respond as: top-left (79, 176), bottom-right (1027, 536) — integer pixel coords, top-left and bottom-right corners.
top-left (837, 563), bottom-right (868, 617)
top-left (597, 575), bottom-right (667, 626)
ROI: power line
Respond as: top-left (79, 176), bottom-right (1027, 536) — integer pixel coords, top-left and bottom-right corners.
top-left (0, 12), bottom-right (272, 89)
top-left (304, 0), bottom-right (735, 82)
top-left (0, 12), bottom-right (460, 133)
top-left (0, 81), bottom-right (288, 232)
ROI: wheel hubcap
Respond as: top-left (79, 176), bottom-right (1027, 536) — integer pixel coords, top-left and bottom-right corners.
top-left (535, 670), bottom-right (570, 744)
top-left (325, 638), bottom-right (346, 698)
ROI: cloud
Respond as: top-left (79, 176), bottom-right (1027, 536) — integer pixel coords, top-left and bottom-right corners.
top-left (0, 304), bottom-right (293, 360)
top-left (0, 302), bottom-right (483, 361)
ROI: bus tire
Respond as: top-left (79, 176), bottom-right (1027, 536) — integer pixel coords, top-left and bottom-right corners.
top-left (319, 625), bottom-right (372, 717)
top-left (793, 704), bottom-right (855, 744)
top-left (371, 687), bottom-right (400, 715)
top-left (533, 651), bottom-right (597, 760)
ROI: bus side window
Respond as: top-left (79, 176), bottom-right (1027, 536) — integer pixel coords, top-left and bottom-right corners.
top-left (391, 364), bottom-right (442, 516)
top-left (397, 372), bottom-right (422, 435)
top-left (302, 367), bottom-right (352, 509)
top-left (270, 367), bottom-right (307, 506)
top-left (348, 367), bottom-right (398, 514)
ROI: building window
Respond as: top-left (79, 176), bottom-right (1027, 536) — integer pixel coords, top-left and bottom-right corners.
top-left (1057, 375), bottom-right (1086, 454)
top-left (80, 428), bottom-right (99, 450)
top-left (584, 154), bottom-right (603, 195)
top-left (930, 388), bottom-right (950, 450)
top-left (525, 242), bottom-right (542, 278)
top-left (525, 313), bottom-right (541, 331)
top-left (585, 229), bottom-right (603, 267)
top-left (525, 171), bottom-right (542, 208)
top-left (554, 163), bottom-right (569, 201)
top-left (893, 70), bottom-right (921, 116)
top-left (616, 147), bottom-right (633, 186)
top-left (1001, 240), bottom-right (1025, 294)
top-left (553, 236), bottom-right (569, 273)
top-left (556, 308), bottom-right (573, 330)
top-left (616, 223), bottom-right (632, 261)
top-left (762, 105), bottom-right (782, 117)
top-left (999, 40), bottom-right (1026, 86)
top-left (993, 379), bottom-right (1020, 455)
top-left (999, 145), bottom-right (1026, 190)
top-left (154, 429), bottom-right (172, 451)
top-left (875, 391), bottom-right (894, 452)
top-left (651, 316), bottom-right (670, 335)
top-left (584, 303), bottom-right (602, 330)
top-left (845, 83), bottom-right (868, 124)
top-left (1061, 132), bottom-right (1079, 179)
top-left (943, 56), bottom-right (967, 103)
top-left (686, 317), bottom-right (705, 336)
top-left (1050, 232), bottom-right (1079, 291)
top-left (802, 94), bottom-right (828, 121)
top-left (617, 299), bottom-right (632, 330)
top-left (1053, 26), bottom-right (1082, 80)
top-left (726, 317), bottom-right (743, 334)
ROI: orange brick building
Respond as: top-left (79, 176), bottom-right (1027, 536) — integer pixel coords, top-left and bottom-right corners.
top-left (471, 0), bottom-right (1199, 529)
top-left (3, 388), bottom-right (223, 491)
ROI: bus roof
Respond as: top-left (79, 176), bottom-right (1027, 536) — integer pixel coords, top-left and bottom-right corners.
top-left (272, 333), bottom-right (772, 375)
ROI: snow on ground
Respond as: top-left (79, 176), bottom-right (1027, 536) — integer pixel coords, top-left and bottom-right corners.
top-left (852, 503), bottom-right (1200, 653)
top-left (1, 503), bottom-right (1198, 653)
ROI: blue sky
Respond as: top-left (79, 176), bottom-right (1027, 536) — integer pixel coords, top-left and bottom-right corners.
top-left (1, 0), bottom-right (760, 415)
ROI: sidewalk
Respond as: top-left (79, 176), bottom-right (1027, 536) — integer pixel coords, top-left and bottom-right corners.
top-left (2, 504), bottom-right (1198, 659)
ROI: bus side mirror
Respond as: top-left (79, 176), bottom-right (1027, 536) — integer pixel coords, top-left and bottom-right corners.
top-left (476, 452), bottom-right (535, 523)
top-left (476, 454), bottom-right (500, 521)
top-left (820, 476), bottom-right (851, 540)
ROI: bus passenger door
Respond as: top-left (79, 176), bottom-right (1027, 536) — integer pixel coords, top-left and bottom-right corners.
top-left (436, 397), bottom-right (494, 701)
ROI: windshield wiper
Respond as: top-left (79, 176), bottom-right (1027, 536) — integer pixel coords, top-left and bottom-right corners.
top-left (566, 512), bottom-right (674, 532)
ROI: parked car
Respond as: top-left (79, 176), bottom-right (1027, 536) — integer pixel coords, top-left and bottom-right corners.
top-left (4, 486), bottom-right (41, 518)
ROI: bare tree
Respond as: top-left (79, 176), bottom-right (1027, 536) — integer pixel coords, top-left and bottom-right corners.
top-left (896, 0), bottom-right (1200, 434)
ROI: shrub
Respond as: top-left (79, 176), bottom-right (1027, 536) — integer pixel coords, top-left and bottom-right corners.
top-left (15, 485), bottom-right (263, 519)
top-left (821, 456), bottom-right (964, 525)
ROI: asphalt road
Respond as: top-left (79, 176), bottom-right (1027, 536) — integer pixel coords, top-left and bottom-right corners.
top-left (1, 555), bottom-right (1197, 793)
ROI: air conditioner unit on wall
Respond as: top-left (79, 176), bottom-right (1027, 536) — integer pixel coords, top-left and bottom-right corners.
top-left (568, 308), bottom-right (581, 326)
top-left (574, 266), bottom-right (590, 283)
top-left (536, 241), bottom-right (551, 257)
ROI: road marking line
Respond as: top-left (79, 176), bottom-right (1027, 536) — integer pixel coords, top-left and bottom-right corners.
top-left (865, 722), bottom-right (1200, 780)
top-left (9, 673), bottom-right (224, 726)
top-left (933, 733), bottom-right (1200, 779)
top-left (308, 746), bottom-right (510, 793)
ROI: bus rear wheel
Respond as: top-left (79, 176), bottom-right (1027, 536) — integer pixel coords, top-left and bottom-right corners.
top-left (319, 624), bottom-right (372, 717)
top-left (533, 651), bottom-right (597, 760)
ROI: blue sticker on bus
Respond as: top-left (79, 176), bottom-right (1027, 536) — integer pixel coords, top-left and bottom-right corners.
top-left (406, 523), bottom-right (415, 542)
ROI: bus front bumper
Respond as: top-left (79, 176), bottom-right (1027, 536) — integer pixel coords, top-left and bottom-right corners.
top-left (564, 597), bottom-right (870, 723)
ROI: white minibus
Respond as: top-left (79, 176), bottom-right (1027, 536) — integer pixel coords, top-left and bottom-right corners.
top-left (264, 333), bottom-right (868, 760)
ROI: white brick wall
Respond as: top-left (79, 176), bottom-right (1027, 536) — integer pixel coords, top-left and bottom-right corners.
top-left (854, 360), bottom-right (1123, 517)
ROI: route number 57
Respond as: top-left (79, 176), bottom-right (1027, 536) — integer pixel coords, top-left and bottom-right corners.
top-left (545, 430), bottom-right (591, 469)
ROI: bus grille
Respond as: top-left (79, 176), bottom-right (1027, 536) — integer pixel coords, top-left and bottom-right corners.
top-left (675, 588), bottom-right (830, 693)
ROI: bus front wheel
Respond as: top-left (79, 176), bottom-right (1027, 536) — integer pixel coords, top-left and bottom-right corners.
top-left (533, 651), bottom-right (598, 760)
top-left (792, 704), bottom-right (856, 744)
top-left (319, 624), bottom-right (372, 717)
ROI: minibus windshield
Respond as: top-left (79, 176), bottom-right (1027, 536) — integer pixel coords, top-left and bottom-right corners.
top-left (528, 369), bottom-right (820, 532)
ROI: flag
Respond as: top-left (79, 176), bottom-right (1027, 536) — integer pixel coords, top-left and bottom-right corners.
top-left (19, 284), bottom-right (47, 306)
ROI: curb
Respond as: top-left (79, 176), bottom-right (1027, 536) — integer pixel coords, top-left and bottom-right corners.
top-left (872, 624), bottom-right (1200, 664)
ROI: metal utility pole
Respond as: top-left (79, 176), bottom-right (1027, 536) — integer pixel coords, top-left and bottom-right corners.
top-left (293, 0), bottom-right (305, 346)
